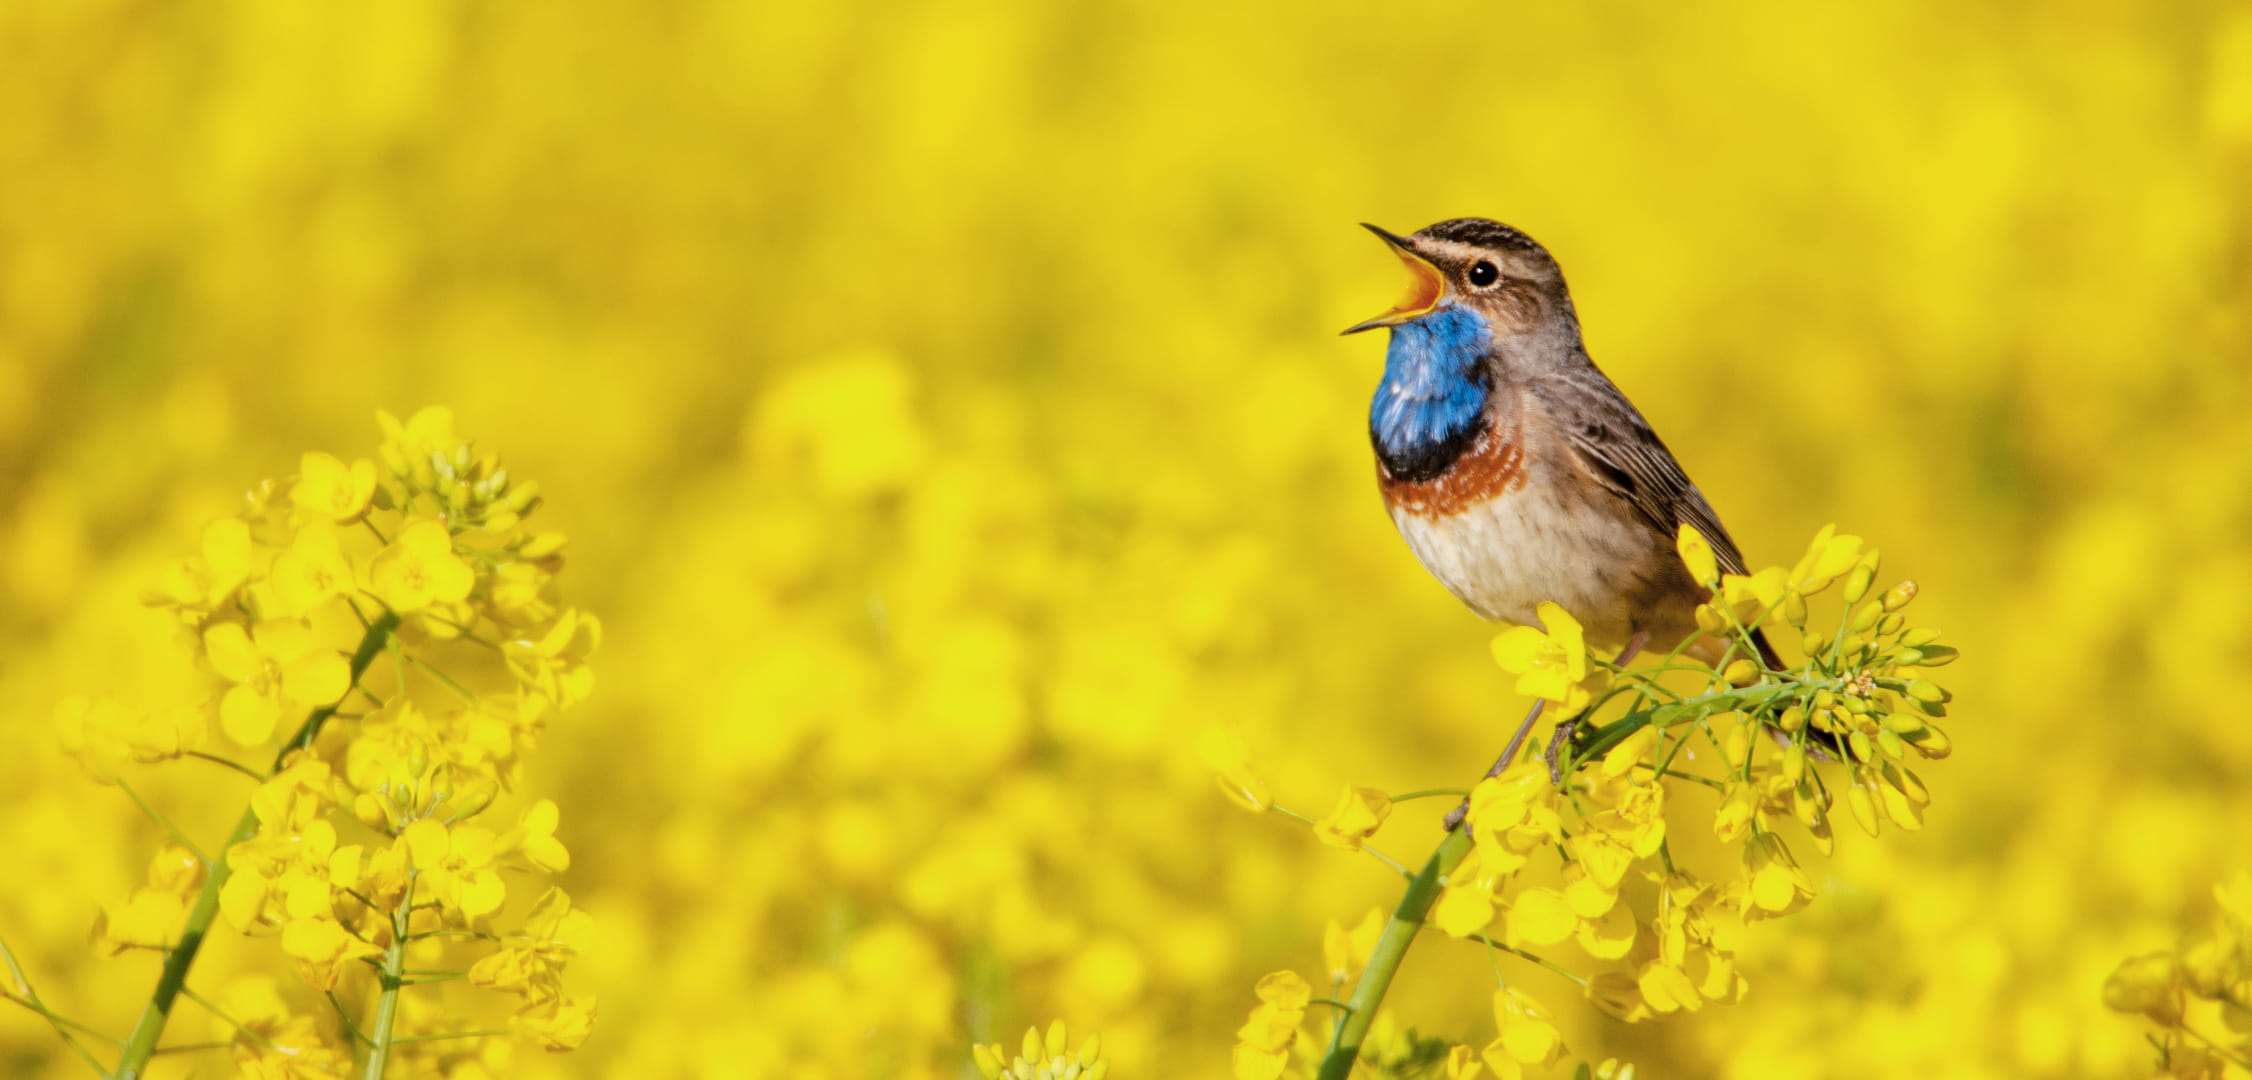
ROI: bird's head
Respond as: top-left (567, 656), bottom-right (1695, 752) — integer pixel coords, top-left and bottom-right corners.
top-left (1342, 218), bottom-right (1571, 341)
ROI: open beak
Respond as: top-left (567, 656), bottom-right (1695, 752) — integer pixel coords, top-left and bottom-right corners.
top-left (1341, 224), bottom-right (1448, 335)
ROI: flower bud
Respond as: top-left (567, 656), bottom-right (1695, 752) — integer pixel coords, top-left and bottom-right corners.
top-left (1877, 728), bottom-right (1905, 759)
top-left (1849, 602), bottom-right (1882, 633)
top-left (1846, 781), bottom-right (1881, 837)
top-left (1847, 730), bottom-right (1874, 762)
top-left (1792, 781), bottom-right (1823, 827)
top-left (1842, 562), bottom-right (1876, 604)
top-left (1722, 659), bottom-right (1759, 687)
top-left (1908, 644), bottom-right (1959, 668)
top-left (354, 793), bottom-right (393, 833)
top-left (1882, 580), bottom-right (1919, 612)
top-left (2102, 952), bottom-right (2182, 1024)
top-left (1722, 720), bottom-right (1752, 766)
top-left (1904, 724), bottom-right (1952, 759)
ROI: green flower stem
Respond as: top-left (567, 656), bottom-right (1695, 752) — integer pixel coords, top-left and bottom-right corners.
top-left (362, 870), bottom-right (417, 1080)
top-left (114, 611), bottom-right (399, 1080)
top-left (1313, 826), bottom-right (1474, 1080)
top-left (1570, 679), bottom-right (1834, 768)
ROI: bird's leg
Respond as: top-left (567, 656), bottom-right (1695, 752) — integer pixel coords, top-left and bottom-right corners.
top-left (1546, 631), bottom-right (1650, 785)
top-left (1441, 699), bottom-right (1544, 832)
top-left (1442, 632), bottom-right (1655, 832)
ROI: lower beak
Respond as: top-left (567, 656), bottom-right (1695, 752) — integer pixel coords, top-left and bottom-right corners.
top-left (1342, 224), bottom-right (1448, 335)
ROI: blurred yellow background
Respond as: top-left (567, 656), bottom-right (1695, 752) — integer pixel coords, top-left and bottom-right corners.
top-left (3, 0), bottom-right (2250, 1076)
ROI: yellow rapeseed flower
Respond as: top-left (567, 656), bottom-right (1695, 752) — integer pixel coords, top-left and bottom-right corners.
top-left (1312, 785), bottom-right (1391, 851)
top-left (266, 521), bottom-right (354, 618)
top-left (367, 519), bottom-right (475, 612)
top-left (1232, 971), bottom-right (1310, 1080)
top-left (289, 452), bottom-right (378, 523)
top-left (1197, 726), bottom-right (1272, 813)
top-left (203, 619), bottom-right (351, 745)
top-left (1323, 908), bottom-right (1384, 984)
top-left (279, 917), bottom-right (381, 991)
top-left (512, 995), bottom-right (597, 1051)
top-left (1486, 988), bottom-right (1566, 1071)
top-left (1490, 602), bottom-right (1594, 713)
top-left (402, 818), bottom-right (508, 920)
top-left (972, 1021), bottom-right (1108, 1080)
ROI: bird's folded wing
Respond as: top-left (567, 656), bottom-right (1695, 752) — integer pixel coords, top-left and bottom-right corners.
top-left (1545, 374), bottom-right (1754, 578)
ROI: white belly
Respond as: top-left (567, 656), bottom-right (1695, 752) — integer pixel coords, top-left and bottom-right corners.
top-left (1389, 484), bottom-right (1660, 646)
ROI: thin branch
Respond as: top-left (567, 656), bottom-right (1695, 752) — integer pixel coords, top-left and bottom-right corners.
top-left (0, 935), bottom-right (118, 1077)
top-left (114, 779), bottom-right (209, 866)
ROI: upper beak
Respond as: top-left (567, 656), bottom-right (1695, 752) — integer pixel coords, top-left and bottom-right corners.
top-left (1341, 223), bottom-right (1448, 335)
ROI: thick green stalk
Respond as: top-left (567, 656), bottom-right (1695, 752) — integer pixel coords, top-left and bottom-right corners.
top-left (361, 871), bottom-right (416, 1080)
top-left (115, 612), bottom-right (399, 1080)
top-left (1313, 827), bottom-right (1474, 1080)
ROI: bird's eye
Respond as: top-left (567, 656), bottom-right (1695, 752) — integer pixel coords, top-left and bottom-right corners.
top-left (1466, 260), bottom-right (1500, 288)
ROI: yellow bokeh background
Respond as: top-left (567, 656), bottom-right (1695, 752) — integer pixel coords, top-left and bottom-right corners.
top-left (4, 1), bottom-right (2251, 1076)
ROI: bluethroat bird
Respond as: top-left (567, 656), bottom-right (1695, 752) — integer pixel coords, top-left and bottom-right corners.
top-left (1343, 218), bottom-right (1792, 814)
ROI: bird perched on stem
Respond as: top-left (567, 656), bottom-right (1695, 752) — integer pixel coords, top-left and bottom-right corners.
top-left (1344, 218), bottom-right (1789, 805)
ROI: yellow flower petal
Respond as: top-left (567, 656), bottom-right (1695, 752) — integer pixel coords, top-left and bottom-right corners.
top-left (1577, 901), bottom-right (1638, 960)
top-left (1506, 887), bottom-right (1576, 946)
top-left (220, 685), bottom-right (281, 745)
top-left (1489, 627), bottom-right (1552, 673)
top-left (281, 652), bottom-right (350, 709)
top-left (1432, 884), bottom-right (1496, 938)
top-left (203, 623), bottom-right (258, 683)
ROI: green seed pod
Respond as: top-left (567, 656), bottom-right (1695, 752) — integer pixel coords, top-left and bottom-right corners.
top-left (1877, 728), bottom-right (1905, 759)
top-left (1794, 783), bottom-right (1825, 828)
top-left (1905, 680), bottom-right (1950, 704)
top-left (1842, 564), bottom-right (1876, 604)
top-left (1850, 601), bottom-right (1882, 633)
top-left (1910, 644), bottom-right (1959, 668)
top-left (1882, 711), bottom-right (1926, 735)
top-left (1848, 729), bottom-right (1874, 762)
top-left (1781, 738), bottom-right (1807, 785)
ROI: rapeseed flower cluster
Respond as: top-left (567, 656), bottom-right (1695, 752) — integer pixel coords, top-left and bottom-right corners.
top-left (1, 1), bottom-right (2249, 1076)
top-left (2106, 874), bottom-right (2252, 1078)
top-left (1221, 528), bottom-right (1958, 1077)
top-left (25, 410), bottom-right (595, 1076)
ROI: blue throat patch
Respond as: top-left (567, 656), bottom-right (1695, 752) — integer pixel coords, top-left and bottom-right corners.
top-left (1369, 303), bottom-right (1492, 482)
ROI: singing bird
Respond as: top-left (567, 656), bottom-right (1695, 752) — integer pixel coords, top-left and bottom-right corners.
top-left (1345, 217), bottom-right (1779, 675)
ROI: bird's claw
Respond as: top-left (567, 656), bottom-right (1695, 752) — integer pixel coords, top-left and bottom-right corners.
top-left (1545, 718), bottom-right (1581, 786)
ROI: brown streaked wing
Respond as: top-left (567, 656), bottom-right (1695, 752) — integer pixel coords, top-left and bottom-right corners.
top-left (1539, 369), bottom-right (1754, 577)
